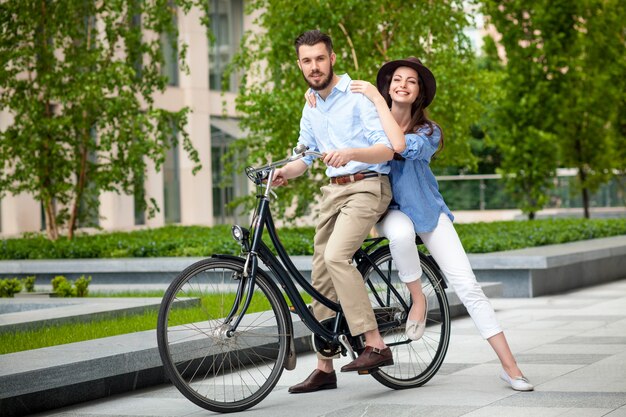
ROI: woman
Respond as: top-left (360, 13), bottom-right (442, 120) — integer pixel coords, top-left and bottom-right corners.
top-left (306, 57), bottom-right (534, 391)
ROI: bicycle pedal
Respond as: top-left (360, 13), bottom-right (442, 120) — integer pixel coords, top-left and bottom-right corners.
top-left (358, 369), bottom-right (371, 375)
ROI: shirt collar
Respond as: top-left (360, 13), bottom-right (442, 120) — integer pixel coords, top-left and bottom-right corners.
top-left (334, 73), bottom-right (351, 92)
top-left (313, 73), bottom-right (351, 99)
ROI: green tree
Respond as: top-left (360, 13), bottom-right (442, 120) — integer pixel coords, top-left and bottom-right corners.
top-left (459, 35), bottom-right (506, 177)
top-left (481, 0), bottom-right (562, 219)
top-left (229, 0), bottom-right (483, 220)
top-left (481, 0), bottom-right (625, 218)
top-left (615, 89), bottom-right (626, 206)
top-left (554, 0), bottom-right (625, 216)
top-left (0, 1), bottom-right (204, 240)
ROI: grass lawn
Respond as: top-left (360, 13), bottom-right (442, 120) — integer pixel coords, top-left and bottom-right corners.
top-left (0, 291), bottom-right (312, 354)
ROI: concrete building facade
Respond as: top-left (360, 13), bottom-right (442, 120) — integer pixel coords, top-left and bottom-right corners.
top-left (0, 1), bottom-right (252, 237)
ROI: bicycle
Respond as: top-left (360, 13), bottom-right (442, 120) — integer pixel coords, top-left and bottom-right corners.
top-left (156, 145), bottom-right (451, 413)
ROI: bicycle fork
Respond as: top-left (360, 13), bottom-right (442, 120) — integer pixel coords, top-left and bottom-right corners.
top-left (224, 251), bottom-right (259, 338)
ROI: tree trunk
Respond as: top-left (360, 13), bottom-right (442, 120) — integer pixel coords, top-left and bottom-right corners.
top-left (578, 167), bottom-right (590, 219)
top-left (44, 199), bottom-right (59, 241)
top-left (67, 130), bottom-right (90, 240)
top-left (581, 187), bottom-right (590, 218)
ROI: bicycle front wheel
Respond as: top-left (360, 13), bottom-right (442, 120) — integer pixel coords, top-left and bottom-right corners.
top-left (156, 257), bottom-right (290, 413)
top-left (359, 246), bottom-right (451, 389)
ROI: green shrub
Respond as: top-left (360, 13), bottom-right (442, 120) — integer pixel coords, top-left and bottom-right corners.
top-left (0, 218), bottom-right (625, 259)
top-left (454, 218), bottom-right (626, 253)
top-left (55, 280), bottom-right (76, 297)
top-left (51, 275), bottom-right (67, 292)
top-left (51, 275), bottom-right (75, 297)
top-left (22, 276), bottom-right (36, 292)
top-left (74, 275), bottom-right (91, 297)
top-left (50, 275), bottom-right (90, 297)
top-left (0, 278), bottom-right (22, 297)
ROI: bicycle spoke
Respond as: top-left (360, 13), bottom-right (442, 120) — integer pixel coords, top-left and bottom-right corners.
top-left (358, 246), bottom-right (451, 388)
top-left (157, 258), bottom-right (289, 413)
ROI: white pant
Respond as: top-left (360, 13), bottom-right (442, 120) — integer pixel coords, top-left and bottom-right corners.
top-left (376, 210), bottom-right (502, 339)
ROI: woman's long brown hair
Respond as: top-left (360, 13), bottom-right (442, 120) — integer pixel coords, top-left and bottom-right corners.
top-left (380, 72), bottom-right (444, 158)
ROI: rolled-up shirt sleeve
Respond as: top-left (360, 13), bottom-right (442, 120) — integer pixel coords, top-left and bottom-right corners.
top-left (358, 95), bottom-right (393, 149)
top-left (296, 105), bottom-right (320, 166)
top-left (400, 125), bottom-right (441, 161)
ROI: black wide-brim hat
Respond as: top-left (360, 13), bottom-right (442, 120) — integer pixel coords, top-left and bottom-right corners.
top-left (376, 57), bottom-right (436, 108)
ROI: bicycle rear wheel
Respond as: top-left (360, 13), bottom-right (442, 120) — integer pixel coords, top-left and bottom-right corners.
top-left (358, 246), bottom-right (450, 389)
top-left (156, 257), bottom-right (290, 413)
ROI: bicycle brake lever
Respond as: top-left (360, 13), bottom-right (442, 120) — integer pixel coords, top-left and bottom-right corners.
top-left (259, 183), bottom-right (278, 200)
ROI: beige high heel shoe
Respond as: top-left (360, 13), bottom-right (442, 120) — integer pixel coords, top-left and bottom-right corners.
top-left (405, 293), bottom-right (428, 340)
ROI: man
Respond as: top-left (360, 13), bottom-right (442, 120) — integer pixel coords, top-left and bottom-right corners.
top-left (272, 30), bottom-right (394, 394)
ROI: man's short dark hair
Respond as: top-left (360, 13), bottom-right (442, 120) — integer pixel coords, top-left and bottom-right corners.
top-left (294, 30), bottom-right (333, 57)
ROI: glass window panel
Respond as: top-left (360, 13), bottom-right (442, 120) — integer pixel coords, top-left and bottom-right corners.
top-left (161, 6), bottom-right (179, 86)
top-left (163, 128), bottom-right (181, 223)
top-left (209, 0), bottom-right (243, 92)
top-left (211, 121), bottom-right (246, 224)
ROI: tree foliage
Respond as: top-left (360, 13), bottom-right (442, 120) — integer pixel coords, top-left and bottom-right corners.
top-left (554, 0), bottom-right (626, 213)
top-left (0, 0), bottom-right (204, 240)
top-left (481, 0), bottom-right (561, 218)
top-left (481, 0), bottom-right (626, 218)
top-left (229, 0), bottom-right (484, 221)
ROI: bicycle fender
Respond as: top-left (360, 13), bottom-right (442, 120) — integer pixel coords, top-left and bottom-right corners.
top-left (421, 254), bottom-right (448, 289)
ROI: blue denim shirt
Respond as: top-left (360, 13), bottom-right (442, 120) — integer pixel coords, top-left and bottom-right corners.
top-left (297, 74), bottom-right (392, 177)
top-left (389, 124), bottom-right (454, 233)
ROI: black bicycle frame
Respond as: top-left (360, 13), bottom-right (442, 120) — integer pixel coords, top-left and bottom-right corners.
top-left (226, 189), bottom-right (344, 343)
top-left (225, 161), bottom-right (412, 344)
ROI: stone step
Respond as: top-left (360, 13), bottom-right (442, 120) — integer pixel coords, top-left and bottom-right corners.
top-left (0, 282), bottom-right (500, 416)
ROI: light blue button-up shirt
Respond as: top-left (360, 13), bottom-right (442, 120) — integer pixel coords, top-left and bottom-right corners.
top-left (297, 74), bottom-right (392, 177)
top-left (390, 124), bottom-right (454, 233)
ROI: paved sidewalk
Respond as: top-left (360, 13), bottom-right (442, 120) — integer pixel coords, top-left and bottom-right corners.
top-left (33, 279), bottom-right (626, 417)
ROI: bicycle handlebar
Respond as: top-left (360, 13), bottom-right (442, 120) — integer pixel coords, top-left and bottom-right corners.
top-left (245, 145), bottom-right (323, 183)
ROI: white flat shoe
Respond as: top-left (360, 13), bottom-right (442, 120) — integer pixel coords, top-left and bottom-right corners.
top-left (499, 368), bottom-right (534, 391)
top-left (406, 293), bottom-right (427, 340)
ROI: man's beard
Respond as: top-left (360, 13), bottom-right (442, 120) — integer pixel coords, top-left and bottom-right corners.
top-left (303, 65), bottom-right (334, 91)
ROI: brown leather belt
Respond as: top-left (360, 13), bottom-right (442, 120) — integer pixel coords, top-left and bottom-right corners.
top-left (330, 171), bottom-right (386, 185)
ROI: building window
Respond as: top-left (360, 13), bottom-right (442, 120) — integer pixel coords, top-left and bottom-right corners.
top-left (130, 3), bottom-right (143, 80)
top-left (78, 129), bottom-right (100, 228)
top-left (210, 120), bottom-right (246, 225)
top-left (40, 202), bottom-right (46, 232)
top-left (134, 170), bottom-right (146, 226)
top-left (209, 0), bottom-right (243, 92)
top-left (163, 129), bottom-right (181, 224)
top-left (161, 5), bottom-right (179, 86)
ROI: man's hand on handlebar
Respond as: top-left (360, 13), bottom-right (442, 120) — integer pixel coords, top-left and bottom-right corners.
top-left (271, 168), bottom-right (289, 187)
top-left (323, 149), bottom-right (352, 168)
top-left (264, 147), bottom-right (351, 188)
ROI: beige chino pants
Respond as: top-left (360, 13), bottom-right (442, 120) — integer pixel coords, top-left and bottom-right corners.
top-left (310, 176), bottom-right (392, 339)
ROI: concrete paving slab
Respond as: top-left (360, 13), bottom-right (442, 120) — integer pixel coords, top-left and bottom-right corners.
top-left (607, 406), bottom-right (626, 417)
top-left (492, 391), bottom-right (626, 408)
top-left (463, 406), bottom-right (612, 417)
top-left (12, 277), bottom-right (626, 417)
top-left (525, 343), bottom-right (626, 356)
top-left (0, 297), bottom-right (164, 333)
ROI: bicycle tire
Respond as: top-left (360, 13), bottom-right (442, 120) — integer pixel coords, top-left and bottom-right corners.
top-left (156, 257), bottom-right (290, 413)
top-left (358, 245), bottom-right (451, 389)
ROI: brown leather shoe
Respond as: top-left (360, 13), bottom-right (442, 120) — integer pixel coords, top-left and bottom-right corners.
top-left (288, 369), bottom-right (337, 394)
top-left (340, 346), bottom-right (393, 373)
